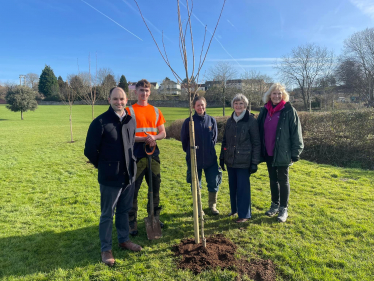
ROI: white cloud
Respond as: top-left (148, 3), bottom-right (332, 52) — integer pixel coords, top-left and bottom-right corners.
top-left (350, 0), bottom-right (374, 20)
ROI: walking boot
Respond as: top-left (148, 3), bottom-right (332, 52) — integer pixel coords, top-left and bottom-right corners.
top-left (277, 207), bottom-right (288, 223)
top-left (101, 250), bottom-right (115, 267)
top-left (209, 192), bottom-right (219, 215)
top-left (265, 202), bottom-right (279, 217)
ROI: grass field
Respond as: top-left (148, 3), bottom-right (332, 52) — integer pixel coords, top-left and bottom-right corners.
top-left (0, 104), bottom-right (373, 280)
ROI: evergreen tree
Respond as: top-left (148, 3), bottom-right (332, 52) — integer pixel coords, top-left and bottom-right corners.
top-left (38, 65), bottom-right (60, 100)
top-left (118, 75), bottom-right (129, 93)
top-left (6, 86), bottom-right (38, 120)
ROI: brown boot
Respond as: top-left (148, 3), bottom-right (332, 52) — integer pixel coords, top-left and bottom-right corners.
top-left (209, 192), bottom-right (219, 215)
top-left (119, 240), bottom-right (142, 252)
top-left (101, 250), bottom-right (115, 267)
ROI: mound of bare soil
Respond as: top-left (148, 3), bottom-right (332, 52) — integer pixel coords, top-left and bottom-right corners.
top-left (173, 234), bottom-right (276, 281)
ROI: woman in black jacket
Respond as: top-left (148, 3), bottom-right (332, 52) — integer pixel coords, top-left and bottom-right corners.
top-left (220, 94), bottom-right (261, 223)
top-left (257, 83), bottom-right (304, 223)
top-left (181, 96), bottom-right (222, 215)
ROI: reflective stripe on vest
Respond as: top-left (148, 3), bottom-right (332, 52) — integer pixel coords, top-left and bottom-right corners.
top-left (128, 105), bottom-right (160, 134)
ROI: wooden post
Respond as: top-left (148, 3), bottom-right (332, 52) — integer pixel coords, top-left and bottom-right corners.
top-left (189, 118), bottom-right (200, 244)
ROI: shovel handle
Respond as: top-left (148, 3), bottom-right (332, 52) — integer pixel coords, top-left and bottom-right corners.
top-left (144, 143), bottom-right (156, 156)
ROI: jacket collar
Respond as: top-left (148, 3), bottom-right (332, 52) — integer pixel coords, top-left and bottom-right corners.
top-left (193, 111), bottom-right (206, 120)
top-left (231, 110), bottom-right (249, 122)
top-left (107, 106), bottom-right (130, 122)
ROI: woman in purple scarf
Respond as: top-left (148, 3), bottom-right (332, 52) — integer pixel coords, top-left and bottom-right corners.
top-left (257, 83), bottom-right (304, 223)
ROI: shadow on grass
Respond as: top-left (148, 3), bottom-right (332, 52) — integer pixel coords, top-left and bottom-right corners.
top-left (0, 226), bottom-right (100, 278)
top-left (0, 119), bottom-right (8, 121)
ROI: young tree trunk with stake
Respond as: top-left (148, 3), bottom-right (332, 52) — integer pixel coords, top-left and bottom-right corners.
top-left (135, 0), bottom-right (226, 246)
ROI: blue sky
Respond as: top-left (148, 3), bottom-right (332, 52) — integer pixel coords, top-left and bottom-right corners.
top-left (0, 0), bottom-right (373, 85)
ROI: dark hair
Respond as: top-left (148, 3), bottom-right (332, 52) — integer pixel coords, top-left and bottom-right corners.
top-left (136, 79), bottom-right (151, 89)
top-left (109, 87), bottom-right (126, 98)
top-left (192, 95), bottom-right (206, 107)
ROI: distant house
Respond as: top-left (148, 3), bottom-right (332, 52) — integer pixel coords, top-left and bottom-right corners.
top-left (159, 80), bottom-right (181, 95)
top-left (150, 82), bottom-right (159, 90)
top-left (181, 83), bottom-right (206, 93)
top-left (128, 81), bottom-right (159, 90)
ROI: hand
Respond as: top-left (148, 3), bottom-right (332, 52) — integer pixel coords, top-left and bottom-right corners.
top-left (220, 159), bottom-right (226, 171)
top-left (145, 132), bottom-right (157, 147)
top-left (249, 164), bottom-right (258, 174)
top-left (291, 156), bottom-right (299, 163)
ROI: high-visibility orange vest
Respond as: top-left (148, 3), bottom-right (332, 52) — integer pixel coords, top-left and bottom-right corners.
top-left (126, 103), bottom-right (165, 137)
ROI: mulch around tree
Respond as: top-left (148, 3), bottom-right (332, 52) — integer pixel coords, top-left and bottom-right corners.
top-left (173, 234), bottom-right (277, 281)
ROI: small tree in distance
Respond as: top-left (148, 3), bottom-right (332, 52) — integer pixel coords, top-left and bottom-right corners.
top-left (60, 77), bottom-right (76, 142)
top-left (118, 75), bottom-right (129, 93)
top-left (5, 86), bottom-right (38, 120)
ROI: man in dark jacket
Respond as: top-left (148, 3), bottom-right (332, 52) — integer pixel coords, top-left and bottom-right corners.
top-left (84, 87), bottom-right (142, 267)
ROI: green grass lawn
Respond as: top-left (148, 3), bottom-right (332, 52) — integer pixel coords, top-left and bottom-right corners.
top-left (0, 104), bottom-right (373, 280)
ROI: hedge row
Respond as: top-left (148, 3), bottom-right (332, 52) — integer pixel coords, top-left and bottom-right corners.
top-left (166, 109), bottom-right (374, 170)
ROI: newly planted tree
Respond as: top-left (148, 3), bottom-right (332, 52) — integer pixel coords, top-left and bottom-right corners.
top-left (59, 77), bottom-right (77, 142)
top-left (5, 86), bottom-right (38, 120)
top-left (135, 0), bottom-right (226, 245)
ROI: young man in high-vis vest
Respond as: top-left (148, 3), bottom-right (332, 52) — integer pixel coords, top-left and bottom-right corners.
top-left (126, 79), bottom-right (166, 236)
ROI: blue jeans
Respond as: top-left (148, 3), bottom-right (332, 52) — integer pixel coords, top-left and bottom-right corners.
top-left (99, 183), bottom-right (135, 252)
top-left (186, 161), bottom-right (222, 193)
top-left (227, 167), bottom-right (251, 219)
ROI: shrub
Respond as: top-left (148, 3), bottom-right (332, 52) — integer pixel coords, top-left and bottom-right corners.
top-left (167, 109), bottom-right (374, 170)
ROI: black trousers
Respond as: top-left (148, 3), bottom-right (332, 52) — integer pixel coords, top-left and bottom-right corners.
top-left (128, 155), bottom-right (161, 225)
top-left (265, 155), bottom-right (290, 208)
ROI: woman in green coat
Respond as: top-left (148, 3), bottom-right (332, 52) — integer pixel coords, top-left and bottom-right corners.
top-left (257, 83), bottom-right (304, 223)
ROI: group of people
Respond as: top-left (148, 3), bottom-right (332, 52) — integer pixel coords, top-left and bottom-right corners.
top-left (84, 80), bottom-right (304, 267)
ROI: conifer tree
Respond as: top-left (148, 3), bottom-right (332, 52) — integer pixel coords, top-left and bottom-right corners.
top-left (118, 75), bottom-right (129, 93)
top-left (38, 65), bottom-right (59, 100)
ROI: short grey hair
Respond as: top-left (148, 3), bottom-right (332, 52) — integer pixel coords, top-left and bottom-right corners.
top-left (231, 94), bottom-right (248, 108)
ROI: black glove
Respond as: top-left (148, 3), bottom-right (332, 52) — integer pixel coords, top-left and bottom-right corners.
top-left (291, 156), bottom-right (299, 163)
top-left (249, 164), bottom-right (258, 174)
top-left (220, 159), bottom-right (226, 171)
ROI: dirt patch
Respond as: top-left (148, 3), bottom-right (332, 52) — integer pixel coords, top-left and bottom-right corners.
top-left (173, 234), bottom-right (277, 281)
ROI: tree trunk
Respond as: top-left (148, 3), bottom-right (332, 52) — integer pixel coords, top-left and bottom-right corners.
top-left (69, 103), bottom-right (74, 142)
top-left (189, 116), bottom-right (200, 244)
top-left (92, 102), bottom-right (94, 120)
top-left (21, 110), bottom-right (23, 120)
top-left (222, 87), bottom-right (225, 116)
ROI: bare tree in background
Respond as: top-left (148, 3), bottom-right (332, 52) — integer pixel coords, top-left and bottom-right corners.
top-left (241, 70), bottom-right (273, 111)
top-left (207, 62), bottom-right (237, 115)
top-left (79, 54), bottom-right (100, 120)
top-left (60, 77), bottom-right (77, 142)
top-left (97, 67), bottom-right (116, 100)
top-left (276, 43), bottom-right (334, 111)
top-left (342, 28), bottom-right (374, 106)
top-left (25, 73), bottom-right (39, 90)
top-left (134, 0), bottom-right (226, 245)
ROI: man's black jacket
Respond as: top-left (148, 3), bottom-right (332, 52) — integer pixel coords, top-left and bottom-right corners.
top-left (84, 106), bottom-right (137, 187)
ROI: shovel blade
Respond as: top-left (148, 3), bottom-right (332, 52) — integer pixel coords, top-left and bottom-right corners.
top-left (144, 216), bottom-right (162, 240)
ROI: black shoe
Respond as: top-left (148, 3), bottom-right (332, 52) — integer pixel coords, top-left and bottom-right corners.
top-left (159, 220), bottom-right (164, 228)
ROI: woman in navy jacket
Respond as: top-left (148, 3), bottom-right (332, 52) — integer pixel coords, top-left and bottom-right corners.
top-left (181, 96), bottom-right (222, 215)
